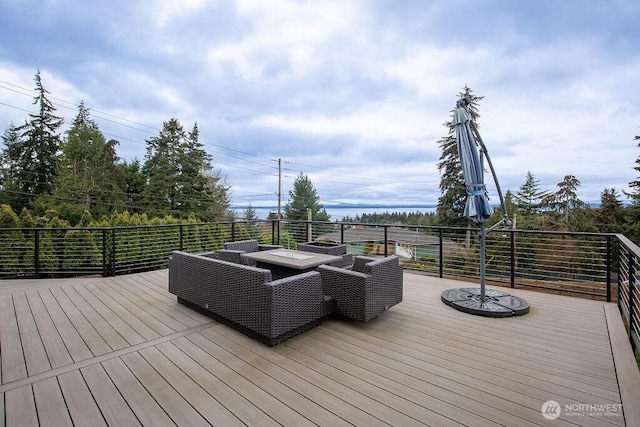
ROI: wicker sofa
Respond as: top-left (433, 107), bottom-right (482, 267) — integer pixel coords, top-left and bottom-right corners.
top-left (217, 239), bottom-right (282, 265)
top-left (317, 255), bottom-right (403, 322)
top-left (168, 250), bottom-right (324, 345)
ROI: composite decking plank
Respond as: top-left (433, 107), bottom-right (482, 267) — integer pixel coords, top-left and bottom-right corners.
top-left (402, 291), bottom-right (613, 353)
top-left (138, 346), bottom-right (246, 426)
top-left (57, 370), bottom-right (107, 427)
top-left (4, 385), bottom-right (38, 427)
top-left (24, 292), bottom-right (73, 369)
top-left (321, 320), bottom-right (618, 409)
top-left (82, 282), bottom-right (161, 341)
top-left (80, 363), bottom-right (142, 426)
top-left (32, 377), bottom-right (73, 427)
top-left (366, 301), bottom-right (620, 396)
top-left (103, 277), bottom-right (195, 332)
top-left (60, 285), bottom-right (130, 351)
top-left (175, 335), bottom-right (316, 427)
top-left (207, 326), bottom-right (428, 427)
top-left (299, 325), bottom-right (613, 427)
top-left (156, 340), bottom-right (282, 427)
top-left (404, 280), bottom-right (614, 351)
top-left (72, 283), bottom-right (147, 346)
top-left (12, 293), bottom-right (51, 377)
top-left (377, 307), bottom-right (619, 389)
top-left (286, 333), bottom-right (545, 427)
top-left (0, 295), bottom-right (27, 383)
top-left (84, 282), bottom-right (172, 338)
top-left (100, 357), bottom-right (175, 427)
top-left (115, 274), bottom-right (206, 327)
top-left (38, 289), bottom-right (93, 363)
top-left (0, 270), bottom-right (636, 427)
top-left (49, 286), bottom-right (111, 357)
top-left (324, 317), bottom-right (621, 406)
top-left (119, 351), bottom-right (210, 427)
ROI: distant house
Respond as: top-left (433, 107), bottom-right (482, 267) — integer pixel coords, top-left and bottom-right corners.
top-left (319, 227), bottom-right (441, 260)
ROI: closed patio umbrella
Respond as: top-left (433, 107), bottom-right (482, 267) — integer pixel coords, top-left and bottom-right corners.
top-left (441, 97), bottom-right (529, 317)
top-left (452, 98), bottom-right (493, 223)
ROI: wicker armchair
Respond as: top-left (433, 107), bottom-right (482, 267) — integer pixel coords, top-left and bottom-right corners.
top-left (218, 239), bottom-right (281, 265)
top-left (297, 242), bottom-right (353, 268)
top-left (317, 255), bottom-right (403, 322)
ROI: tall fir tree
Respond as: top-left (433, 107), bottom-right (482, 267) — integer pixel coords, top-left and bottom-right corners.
top-left (626, 135), bottom-right (640, 204)
top-left (436, 86), bottom-right (483, 225)
top-left (0, 122), bottom-right (22, 206)
top-left (175, 123), bottom-right (214, 214)
top-left (54, 101), bottom-right (125, 215)
top-left (141, 118), bottom-right (184, 214)
top-left (284, 173), bottom-right (330, 221)
top-left (14, 70), bottom-right (64, 209)
top-left (141, 119), bottom-right (230, 219)
top-left (515, 171), bottom-right (549, 215)
top-left (548, 174), bottom-right (584, 222)
top-left (597, 188), bottom-right (624, 233)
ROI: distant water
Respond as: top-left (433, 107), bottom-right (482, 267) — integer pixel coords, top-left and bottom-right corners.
top-left (231, 204), bottom-right (438, 221)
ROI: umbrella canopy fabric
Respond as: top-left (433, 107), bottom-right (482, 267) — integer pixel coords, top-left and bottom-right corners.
top-left (452, 104), bottom-right (493, 223)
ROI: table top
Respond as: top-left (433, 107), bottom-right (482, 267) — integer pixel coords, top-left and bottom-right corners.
top-left (241, 249), bottom-right (343, 270)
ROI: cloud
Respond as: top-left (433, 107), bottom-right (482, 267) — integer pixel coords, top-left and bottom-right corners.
top-left (1, 0), bottom-right (639, 210)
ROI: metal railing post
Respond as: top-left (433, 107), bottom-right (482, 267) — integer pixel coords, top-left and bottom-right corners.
top-left (34, 229), bottom-right (40, 278)
top-left (340, 223), bottom-right (345, 244)
top-left (439, 229), bottom-right (444, 278)
top-left (606, 235), bottom-right (612, 302)
top-left (511, 231), bottom-right (516, 288)
top-left (110, 228), bottom-right (116, 276)
top-left (102, 229), bottom-right (107, 277)
top-left (231, 222), bottom-right (236, 242)
top-left (179, 224), bottom-right (184, 251)
top-left (384, 226), bottom-right (388, 257)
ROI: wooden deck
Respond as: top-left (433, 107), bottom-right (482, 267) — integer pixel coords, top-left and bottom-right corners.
top-left (1, 270), bottom-right (639, 426)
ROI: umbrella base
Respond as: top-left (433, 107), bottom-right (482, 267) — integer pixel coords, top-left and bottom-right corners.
top-left (441, 288), bottom-right (530, 317)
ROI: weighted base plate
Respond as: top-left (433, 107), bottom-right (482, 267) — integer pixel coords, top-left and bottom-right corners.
top-left (441, 288), bottom-right (530, 317)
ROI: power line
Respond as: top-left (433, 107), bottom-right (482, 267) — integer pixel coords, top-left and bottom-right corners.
top-left (0, 77), bottom-right (438, 203)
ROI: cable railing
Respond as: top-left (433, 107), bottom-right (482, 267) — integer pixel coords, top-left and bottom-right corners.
top-left (0, 219), bottom-right (638, 353)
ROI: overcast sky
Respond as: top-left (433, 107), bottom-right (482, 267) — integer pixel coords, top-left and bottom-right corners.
top-left (1, 0), bottom-right (639, 211)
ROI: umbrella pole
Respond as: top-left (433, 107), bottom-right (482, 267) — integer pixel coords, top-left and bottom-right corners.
top-left (480, 222), bottom-right (486, 303)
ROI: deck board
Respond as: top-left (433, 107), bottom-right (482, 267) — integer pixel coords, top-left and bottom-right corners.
top-left (0, 295), bottom-right (27, 383)
top-left (32, 377), bottom-right (73, 427)
top-left (0, 270), bottom-right (637, 426)
top-left (57, 370), bottom-right (107, 427)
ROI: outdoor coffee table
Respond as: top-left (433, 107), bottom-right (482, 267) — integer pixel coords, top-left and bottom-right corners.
top-left (241, 249), bottom-right (342, 279)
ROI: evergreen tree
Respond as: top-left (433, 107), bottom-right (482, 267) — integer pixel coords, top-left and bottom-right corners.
top-left (141, 118), bottom-right (230, 220)
top-left (54, 101), bottom-right (125, 215)
top-left (175, 123), bottom-right (215, 214)
top-left (14, 70), bottom-right (64, 209)
top-left (0, 123), bottom-right (21, 207)
top-left (141, 118), bottom-right (185, 214)
top-left (123, 159), bottom-right (146, 212)
top-left (283, 173), bottom-right (330, 221)
top-left (515, 171), bottom-right (549, 215)
top-left (436, 86), bottom-right (483, 225)
top-left (626, 135), bottom-right (640, 204)
top-left (597, 188), bottom-right (624, 233)
top-left (548, 175), bottom-right (584, 222)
